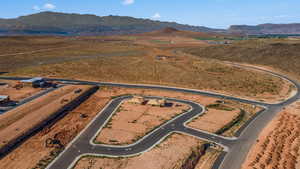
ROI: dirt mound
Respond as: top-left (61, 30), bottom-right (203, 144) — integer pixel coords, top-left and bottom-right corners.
top-left (161, 27), bottom-right (179, 33)
top-left (137, 27), bottom-right (220, 38)
top-left (243, 108), bottom-right (300, 169)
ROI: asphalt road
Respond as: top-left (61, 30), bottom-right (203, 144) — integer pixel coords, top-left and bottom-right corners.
top-left (0, 85), bottom-right (62, 115)
top-left (45, 95), bottom-right (237, 169)
top-left (1, 63), bottom-right (299, 169)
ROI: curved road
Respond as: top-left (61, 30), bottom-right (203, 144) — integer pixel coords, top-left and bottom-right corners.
top-left (1, 64), bottom-right (300, 169)
top-left (46, 96), bottom-right (235, 169)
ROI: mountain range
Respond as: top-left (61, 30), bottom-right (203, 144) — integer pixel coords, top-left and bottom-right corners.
top-left (229, 23), bottom-right (300, 35)
top-left (0, 12), bottom-right (223, 36)
top-left (0, 12), bottom-right (300, 36)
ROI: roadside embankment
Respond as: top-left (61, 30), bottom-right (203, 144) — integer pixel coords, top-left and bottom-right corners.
top-left (0, 85), bottom-right (98, 157)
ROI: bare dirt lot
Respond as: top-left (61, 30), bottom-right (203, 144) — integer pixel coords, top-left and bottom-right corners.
top-left (95, 99), bottom-right (189, 145)
top-left (0, 87), bottom-right (106, 169)
top-left (75, 134), bottom-right (207, 169)
top-left (195, 148), bottom-right (221, 169)
top-left (0, 86), bottom-right (257, 169)
top-left (0, 85), bottom-right (92, 149)
top-left (97, 87), bottom-right (259, 137)
top-left (242, 101), bottom-right (300, 169)
top-left (0, 80), bottom-right (42, 101)
top-left (188, 106), bottom-right (240, 133)
top-left (186, 99), bottom-right (263, 137)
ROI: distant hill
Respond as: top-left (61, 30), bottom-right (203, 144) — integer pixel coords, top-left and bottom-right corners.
top-left (1, 12), bottom-right (299, 36)
top-left (140, 27), bottom-right (221, 38)
top-left (0, 12), bottom-right (224, 36)
top-left (229, 23), bottom-right (300, 35)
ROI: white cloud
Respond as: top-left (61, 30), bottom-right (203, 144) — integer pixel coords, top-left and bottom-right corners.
top-left (33, 5), bottom-right (40, 11)
top-left (122, 0), bottom-right (134, 5)
top-left (43, 3), bottom-right (56, 10)
top-left (152, 13), bottom-right (161, 19)
top-left (275, 15), bottom-right (290, 18)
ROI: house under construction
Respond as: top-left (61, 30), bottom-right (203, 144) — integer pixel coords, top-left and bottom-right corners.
top-left (147, 98), bottom-right (166, 107)
top-left (128, 96), bottom-right (146, 105)
top-left (0, 95), bottom-right (10, 105)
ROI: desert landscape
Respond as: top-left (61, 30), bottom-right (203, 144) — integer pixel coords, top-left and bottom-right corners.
top-left (0, 32), bottom-right (299, 169)
top-left (0, 81), bottom-right (273, 169)
top-left (0, 31), bottom-right (299, 169)
top-left (242, 101), bottom-right (300, 169)
top-left (0, 3), bottom-right (300, 169)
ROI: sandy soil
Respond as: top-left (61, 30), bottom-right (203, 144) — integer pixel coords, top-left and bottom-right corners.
top-left (221, 101), bottom-right (263, 137)
top-left (188, 108), bottom-right (240, 133)
top-left (0, 85), bottom-right (92, 148)
top-left (195, 149), bottom-right (221, 169)
top-left (98, 87), bottom-right (256, 135)
top-left (135, 36), bottom-right (208, 47)
top-left (0, 86), bottom-right (253, 169)
top-left (0, 80), bottom-right (42, 101)
top-left (75, 134), bottom-right (205, 169)
top-left (95, 99), bottom-right (189, 145)
top-left (242, 101), bottom-right (300, 169)
top-left (0, 87), bottom-right (107, 169)
top-left (224, 62), bottom-right (297, 103)
top-left (172, 51), bottom-right (295, 104)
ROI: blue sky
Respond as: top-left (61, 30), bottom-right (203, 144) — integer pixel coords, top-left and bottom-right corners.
top-left (1, 0), bottom-right (300, 28)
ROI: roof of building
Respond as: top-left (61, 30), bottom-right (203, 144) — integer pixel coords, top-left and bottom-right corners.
top-left (147, 99), bottom-right (166, 106)
top-left (0, 95), bottom-right (9, 101)
top-left (128, 96), bottom-right (145, 104)
top-left (21, 77), bottom-right (44, 83)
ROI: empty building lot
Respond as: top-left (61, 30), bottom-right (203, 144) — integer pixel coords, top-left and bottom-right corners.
top-left (95, 97), bottom-right (190, 145)
top-left (75, 134), bottom-right (213, 169)
top-left (0, 85), bottom-right (94, 152)
top-left (98, 87), bottom-right (261, 137)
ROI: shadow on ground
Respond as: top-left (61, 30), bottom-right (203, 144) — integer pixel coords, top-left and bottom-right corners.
top-left (0, 72), bottom-right (8, 75)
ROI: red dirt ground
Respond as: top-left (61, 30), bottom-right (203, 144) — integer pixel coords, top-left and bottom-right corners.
top-left (242, 101), bottom-right (300, 169)
top-left (96, 99), bottom-right (189, 145)
top-left (0, 85), bottom-right (92, 148)
top-left (75, 134), bottom-right (205, 169)
top-left (0, 80), bottom-right (42, 101)
top-left (0, 85), bottom-right (96, 169)
top-left (0, 86), bottom-right (253, 169)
